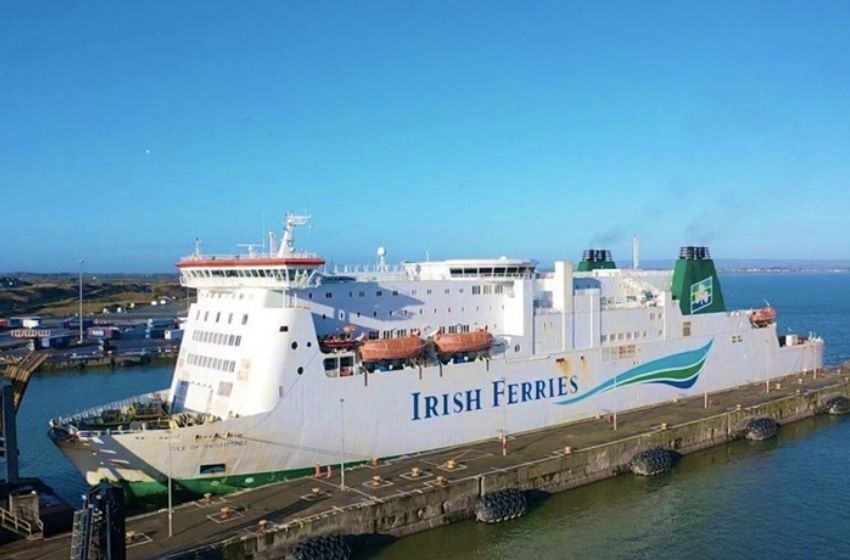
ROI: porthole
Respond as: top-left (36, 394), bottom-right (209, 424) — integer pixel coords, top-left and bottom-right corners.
top-left (514, 344), bottom-right (521, 353)
top-left (297, 367), bottom-right (304, 375)
top-left (307, 341), bottom-right (312, 348)
top-left (291, 342), bottom-right (298, 350)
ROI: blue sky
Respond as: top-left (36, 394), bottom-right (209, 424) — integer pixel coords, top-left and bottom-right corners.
top-left (2, 1), bottom-right (849, 272)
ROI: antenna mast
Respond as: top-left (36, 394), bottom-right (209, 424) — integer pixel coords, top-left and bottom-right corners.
top-left (278, 213), bottom-right (311, 257)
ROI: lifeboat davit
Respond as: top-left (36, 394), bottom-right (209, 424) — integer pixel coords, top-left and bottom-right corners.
top-left (359, 335), bottom-right (426, 363)
top-left (749, 306), bottom-right (777, 327)
top-left (433, 330), bottom-right (494, 355)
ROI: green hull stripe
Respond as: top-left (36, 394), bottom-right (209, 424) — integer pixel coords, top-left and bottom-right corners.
top-left (122, 466), bottom-right (317, 507)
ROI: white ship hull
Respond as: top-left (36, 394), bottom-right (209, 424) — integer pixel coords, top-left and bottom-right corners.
top-left (53, 318), bottom-right (822, 500)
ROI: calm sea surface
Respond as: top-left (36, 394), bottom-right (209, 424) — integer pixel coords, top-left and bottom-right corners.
top-left (10, 273), bottom-right (850, 559)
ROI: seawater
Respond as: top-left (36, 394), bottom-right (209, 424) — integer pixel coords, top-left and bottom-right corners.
top-left (8, 273), bottom-right (850, 559)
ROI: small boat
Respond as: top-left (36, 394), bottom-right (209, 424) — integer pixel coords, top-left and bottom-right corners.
top-left (749, 306), bottom-right (777, 327)
top-left (359, 335), bottom-right (426, 363)
top-left (319, 333), bottom-right (359, 352)
top-left (433, 330), bottom-right (494, 355)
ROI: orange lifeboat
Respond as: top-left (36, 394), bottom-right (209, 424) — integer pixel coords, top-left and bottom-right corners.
top-left (359, 335), bottom-right (426, 363)
top-left (433, 330), bottom-right (494, 355)
top-left (318, 333), bottom-right (359, 353)
top-left (749, 306), bottom-right (777, 327)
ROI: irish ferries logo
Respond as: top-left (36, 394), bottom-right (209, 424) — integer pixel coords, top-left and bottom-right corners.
top-left (556, 340), bottom-right (713, 406)
top-left (690, 277), bottom-right (713, 313)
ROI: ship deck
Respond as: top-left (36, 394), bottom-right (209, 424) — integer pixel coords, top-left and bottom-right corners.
top-left (4, 364), bottom-right (849, 559)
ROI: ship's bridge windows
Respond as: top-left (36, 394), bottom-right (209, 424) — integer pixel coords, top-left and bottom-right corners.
top-left (368, 331), bottom-right (379, 340)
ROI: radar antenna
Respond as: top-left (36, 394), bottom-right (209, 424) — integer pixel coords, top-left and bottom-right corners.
top-left (236, 243), bottom-right (261, 258)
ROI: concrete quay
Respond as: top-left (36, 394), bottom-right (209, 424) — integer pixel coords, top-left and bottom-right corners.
top-left (4, 364), bottom-right (849, 560)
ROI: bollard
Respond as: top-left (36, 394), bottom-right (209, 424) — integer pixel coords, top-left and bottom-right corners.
top-left (369, 457), bottom-right (379, 467)
top-left (660, 422), bottom-right (668, 431)
top-left (125, 531), bottom-right (137, 545)
top-left (371, 475), bottom-right (383, 487)
top-left (202, 492), bottom-right (213, 504)
top-left (564, 446), bottom-right (573, 455)
top-left (736, 404), bottom-right (742, 411)
top-left (311, 487), bottom-right (322, 497)
top-left (410, 467), bottom-right (422, 478)
top-left (219, 507), bottom-right (231, 520)
top-left (445, 459), bottom-right (457, 470)
top-left (258, 519), bottom-right (269, 532)
top-left (435, 476), bottom-right (448, 486)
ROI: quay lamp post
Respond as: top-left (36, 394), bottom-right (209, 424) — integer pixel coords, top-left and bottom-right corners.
top-left (78, 259), bottom-right (84, 344)
top-left (167, 429), bottom-right (173, 537)
top-left (339, 398), bottom-right (346, 491)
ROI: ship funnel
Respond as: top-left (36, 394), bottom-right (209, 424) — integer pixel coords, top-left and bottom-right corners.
top-left (671, 246), bottom-right (726, 315)
top-left (577, 249), bottom-right (617, 272)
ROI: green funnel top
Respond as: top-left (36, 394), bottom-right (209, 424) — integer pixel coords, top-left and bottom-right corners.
top-left (670, 246), bottom-right (725, 315)
top-left (577, 249), bottom-right (617, 272)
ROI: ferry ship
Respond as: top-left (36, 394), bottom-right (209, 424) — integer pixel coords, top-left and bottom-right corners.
top-left (49, 215), bottom-right (824, 500)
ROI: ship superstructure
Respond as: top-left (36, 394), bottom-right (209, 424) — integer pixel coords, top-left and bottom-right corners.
top-left (49, 215), bottom-right (824, 500)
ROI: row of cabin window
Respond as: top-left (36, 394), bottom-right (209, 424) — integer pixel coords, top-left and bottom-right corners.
top-left (192, 329), bottom-right (243, 347)
top-left (601, 331), bottom-right (649, 343)
top-left (310, 285), bottom-right (505, 299)
top-left (195, 310), bottom-right (249, 326)
top-left (201, 291), bottom-right (252, 300)
top-left (320, 304), bottom-right (504, 321)
top-left (185, 268), bottom-right (308, 280)
top-left (448, 267), bottom-right (534, 277)
top-left (186, 352), bottom-right (237, 373)
top-left (361, 324), bottom-right (474, 340)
